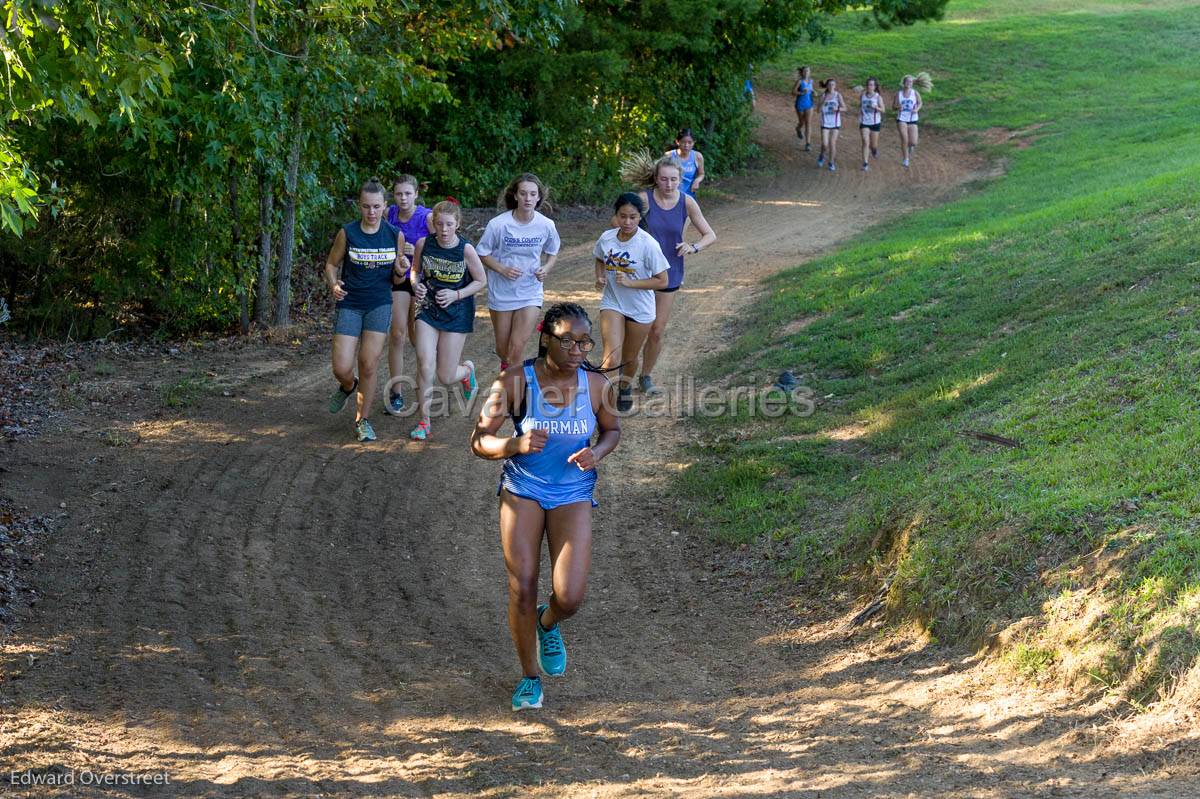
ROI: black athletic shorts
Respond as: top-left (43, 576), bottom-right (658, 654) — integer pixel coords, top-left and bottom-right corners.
top-left (860, 123), bottom-right (881, 132)
top-left (392, 276), bottom-right (415, 295)
top-left (657, 285), bottom-right (681, 294)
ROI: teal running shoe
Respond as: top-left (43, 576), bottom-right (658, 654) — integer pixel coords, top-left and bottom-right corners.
top-left (536, 604), bottom-right (567, 676)
top-left (511, 676), bottom-right (543, 711)
top-left (328, 378), bottom-right (357, 414)
top-left (460, 359), bottom-right (477, 401)
top-left (355, 419), bottom-right (376, 442)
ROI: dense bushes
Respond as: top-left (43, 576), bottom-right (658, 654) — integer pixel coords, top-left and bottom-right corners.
top-left (0, 0), bottom-right (945, 337)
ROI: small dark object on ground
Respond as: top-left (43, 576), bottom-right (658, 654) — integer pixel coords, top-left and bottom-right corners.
top-left (959, 430), bottom-right (1022, 449)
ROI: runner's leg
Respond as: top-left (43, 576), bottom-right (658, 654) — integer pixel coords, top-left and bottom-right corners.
top-left (413, 319), bottom-right (439, 424)
top-left (490, 309), bottom-right (513, 366)
top-left (435, 330), bottom-right (470, 386)
top-left (500, 489), bottom-right (548, 677)
top-left (332, 333), bottom-right (358, 391)
top-left (599, 309), bottom-right (627, 376)
top-left (387, 292), bottom-right (411, 401)
top-left (505, 306), bottom-right (542, 368)
top-left (620, 317), bottom-right (652, 390)
top-left (355, 331), bottom-right (386, 422)
top-left (640, 290), bottom-right (678, 380)
top-left (540, 500), bottom-right (593, 628)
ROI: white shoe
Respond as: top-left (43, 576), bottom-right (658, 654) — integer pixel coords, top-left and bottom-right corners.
top-left (902, 158), bottom-right (910, 168)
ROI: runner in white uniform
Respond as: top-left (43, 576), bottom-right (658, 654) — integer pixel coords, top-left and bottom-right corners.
top-left (815, 79), bottom-right (847, 173)
top-left (477, 173), bottom-right (562, 371)
top-left (893, 74), bottom-right (923, 167)
top-left (857, 77), bottom-right (884, 172)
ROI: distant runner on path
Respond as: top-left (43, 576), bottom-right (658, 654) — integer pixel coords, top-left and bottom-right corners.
top-left (792, 65), bottom-right (815, 152)
top-left (630, 155), bottom-right (717, 399)
top-left (471, 302), bottom-right (621, 711)
top-left (383, 174), bottom-right (433, 414)
top-left (857, 77), bottom-right (884, 172)
top-left (816, 78), bottom-right (848, 172)
top-left (894, 74), bottom-right (924, 168)
top-left (593, 192), bottom-right (670, 412)
top-left (477, 174), bottom-right (562, 373)
top-left (665, 128), bottom-right (706, 197)
top-left (324, 178), bottom-right (406, 442)
top-left (408, 199), bottom-right (486, 441)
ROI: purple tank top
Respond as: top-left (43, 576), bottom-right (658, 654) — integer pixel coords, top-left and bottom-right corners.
top-left (387, 205), bottom-right (431, 279)
top-left (643, 191), bottom-right (687, 290)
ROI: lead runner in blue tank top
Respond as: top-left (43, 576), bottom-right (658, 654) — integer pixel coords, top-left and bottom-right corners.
top-left (471, 303), bottom-right (621, 711)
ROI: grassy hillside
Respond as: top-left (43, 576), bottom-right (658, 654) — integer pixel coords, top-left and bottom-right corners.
top-left (681, 0), bottom-right (1200, 708)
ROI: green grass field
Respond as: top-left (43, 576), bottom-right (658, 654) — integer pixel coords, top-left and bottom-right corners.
top-left (681, 0), bottom-right (1200, 706)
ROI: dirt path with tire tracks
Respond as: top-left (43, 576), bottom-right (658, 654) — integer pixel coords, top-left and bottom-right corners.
top-left (1, 92), bottom-right (1193, 797)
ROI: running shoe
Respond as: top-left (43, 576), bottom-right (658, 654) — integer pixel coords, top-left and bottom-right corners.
top-left (638, 375), bottom-right (664, 396)
top-left (862, 163), bottom-right (869, 171)
top-left (409, 419), bottom-right (430, 440)
top-left (616, 387), bottom-right (632, 413)
top-left (536, 604), bottom-right (567, 676)
top-left (816, 156), bottom-right (824, 167)
top-left (500, 360), bottom-right (510, 373)
top-left (460, 360), bottom-right (477, 401)
top-left (804, 143), bottom-right (812, 152)
top-left (328, 378), bottom-right (357, 414)
top-left (355, 419), bottom-right (376, 442)
top-left (829, 163), bottom-right (836, 172)
top-left (902, 158), bottom-right (910, 168)
top-left (871, 147), bottom-right (879, 159)
top-left (386, 391), bottom-right (404, 415)
top-left (511, 676), bottom-right (543, 711)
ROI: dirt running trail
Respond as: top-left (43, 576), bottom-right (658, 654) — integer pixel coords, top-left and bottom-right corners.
top-left (1, 93), bottom-right (1191, 798)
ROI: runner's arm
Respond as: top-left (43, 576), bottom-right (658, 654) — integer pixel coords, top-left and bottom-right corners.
top-left (589, 373), bottom-right (622, 463)
top-left (619, 270), bottom-right (669, 291)
top-left (456, 244), bottom-right (489, 300)
top-left (324, 229), bottom-right (347, 300)
top-left (535, 250), bottom-right (559, 280)
top-left (691, 152), bottom-right (706, 191)
top-left (683, 196), bottom-right (717, 253)
top-left (393, 231), bottom-right (410, 280)
top-left (471, 370), bottom-right (527, 460)
top-left (410, 238), bottom-right (426, 301)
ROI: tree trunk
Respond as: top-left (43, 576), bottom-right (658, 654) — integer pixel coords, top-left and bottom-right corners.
top-left (254, 166), bottom-right (274, 326)
top-left (274, 107), bottom-right (303, 328)
top-left (230, 171), bottom-right (250, 335)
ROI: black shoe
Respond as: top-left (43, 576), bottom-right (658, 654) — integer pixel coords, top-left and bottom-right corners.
top-left (774, 370), bottom-right (798, 392)
top-left (616, 387), bottom-right (632, 413)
